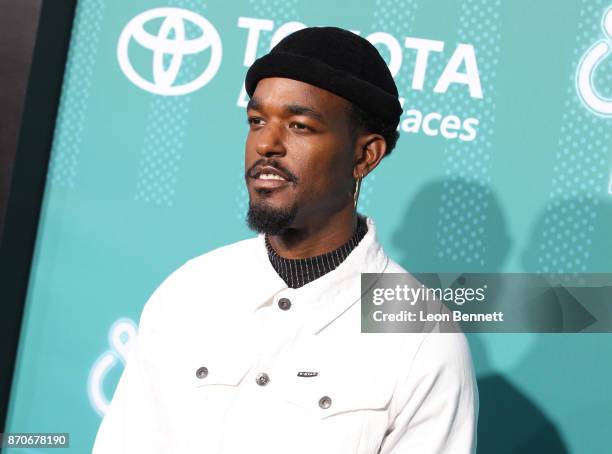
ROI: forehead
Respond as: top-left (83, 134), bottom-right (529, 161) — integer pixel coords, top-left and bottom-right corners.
top-left (249, 77), bottom-right (351, 118)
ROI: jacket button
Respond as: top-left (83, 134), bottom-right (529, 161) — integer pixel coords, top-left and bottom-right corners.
top-left (278, 298), bottom-right (291, 310)
top-left (319, 395), bottom-right (332, 409)
top-left (255, 372), bottom-right (270, 386)
top-left (195, 366), bottom-right (208, 379)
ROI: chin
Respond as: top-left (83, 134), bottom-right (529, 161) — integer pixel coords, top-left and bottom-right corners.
top-left (246, 198), bottom-right (298, 235)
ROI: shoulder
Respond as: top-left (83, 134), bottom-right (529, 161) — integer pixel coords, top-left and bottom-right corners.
top-left (410, 331), bottom-right (474, 376)
top-left (380, 330), bottom-right (477, 426)
top-left (381, 254), bottom-right (422, 288)
top-left (366, 331), bottom-right (474, 384)
top-left (383, 256), bottom-right (408, 274)
top-left (160, 236), bottom-right (260, 286)
top-left (138, 236), bottom-right (260, 322)
top-left (185, 236), bottom-right (260, 272)
top-left (375, 255), bottom-right (475, 377)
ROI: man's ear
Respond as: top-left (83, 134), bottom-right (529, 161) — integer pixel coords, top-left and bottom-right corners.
top-left (353, 133), bottom-right (387, 179)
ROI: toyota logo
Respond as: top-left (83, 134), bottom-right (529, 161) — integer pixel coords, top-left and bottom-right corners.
top-left (117, 7), bottom-right (222, 96)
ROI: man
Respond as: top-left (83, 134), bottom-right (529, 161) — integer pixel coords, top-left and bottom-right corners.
top-left (93, 27), bottom-right (478, 453)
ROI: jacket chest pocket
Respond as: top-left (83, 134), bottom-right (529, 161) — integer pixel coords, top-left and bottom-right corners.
top-left (277, 364), bottom-right (395, 454)
top-left (191, 361), bottom-right (252, 387)
top-left (280, 365), bottom-right (395, 419)
top-left (190, 354), bottom-right (255, 388)
top-left (186, 349), bottom-right (256, 412)
top-left (188, 333), bottom-right (257, 389)
top-left (182, 355), bottom-right (256, 434)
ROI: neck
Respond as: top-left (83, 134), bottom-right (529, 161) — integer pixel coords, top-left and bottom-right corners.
top-left (266, 207), bottom-right (358, 259)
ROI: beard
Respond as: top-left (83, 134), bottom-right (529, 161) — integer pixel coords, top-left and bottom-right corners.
top-left (246, 199), bottom-right (298, 235)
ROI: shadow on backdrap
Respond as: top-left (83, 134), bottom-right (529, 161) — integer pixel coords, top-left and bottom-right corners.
top-left (513, 195), bottom-right (612, 452)
top-left (391, 178), bottom-right (569, 453)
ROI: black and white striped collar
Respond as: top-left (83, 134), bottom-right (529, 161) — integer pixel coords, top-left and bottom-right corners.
top-left (264, 215), bottom-right (369, 289)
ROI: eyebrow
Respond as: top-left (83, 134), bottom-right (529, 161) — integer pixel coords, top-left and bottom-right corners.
top-left (247, 98), bottom-right (325, 122)
top-left (286, 104), bottom-right (325, 122)
top-left (246, 98), bottom-right (261, 111)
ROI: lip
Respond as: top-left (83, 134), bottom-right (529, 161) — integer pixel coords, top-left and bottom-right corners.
top-left (251, 165), bottom-right (292, 181)
top-left (249, 165), bottom-right (293, 191)
top-left (252, 178), bottom-right (290, 190)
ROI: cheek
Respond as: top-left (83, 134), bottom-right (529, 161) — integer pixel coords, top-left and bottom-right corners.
top-left (291, 137), bottom-right (354, 197)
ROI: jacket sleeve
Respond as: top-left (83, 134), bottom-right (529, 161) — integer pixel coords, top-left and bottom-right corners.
top-left (378, 332), bottom-right (479, 454)
top-left (92, 281), bottom-right (172, 454)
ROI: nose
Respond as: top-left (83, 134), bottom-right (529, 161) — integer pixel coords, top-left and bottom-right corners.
top-left (255, 122), bottom-right (286, 158)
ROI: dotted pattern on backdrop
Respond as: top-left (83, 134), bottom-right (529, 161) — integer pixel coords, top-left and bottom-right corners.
top-left (365, 0), bottom-right (420, 214)
top-left (377, 0), bottom-right (420, 116)
top-left (47, 0), bottom-right (106, 188)
top-left (536, 0), bottom-right (612, 274)
top-left (434, 0), bottom-right (502, 270)
top-left (134, 0), bottom-right (205, 207)
top-left (234, 0), bottom-right (299, 222)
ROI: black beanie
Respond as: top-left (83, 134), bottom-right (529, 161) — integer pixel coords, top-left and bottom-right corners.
top-left (245, 26), bottom-right (403, 128)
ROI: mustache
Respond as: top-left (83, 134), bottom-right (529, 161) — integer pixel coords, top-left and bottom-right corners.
top-left (246, 159), bottom-right (298, 182)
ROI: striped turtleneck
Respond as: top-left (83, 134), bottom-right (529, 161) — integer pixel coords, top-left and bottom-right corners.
top-left (264, 216), bottom-right (368, 289)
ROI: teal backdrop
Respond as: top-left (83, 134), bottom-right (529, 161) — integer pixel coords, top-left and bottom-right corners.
top-left (5, 0), bottom-right (612, 452)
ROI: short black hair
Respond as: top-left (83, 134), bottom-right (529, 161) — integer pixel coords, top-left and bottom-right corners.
top-left (348, 103), bottom-right (400, 156)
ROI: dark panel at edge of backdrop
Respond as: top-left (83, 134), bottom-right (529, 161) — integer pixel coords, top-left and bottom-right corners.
top-left (0, 0), bottom-right (42, 242)
top-left (0, 0), bottom-right (77, 433)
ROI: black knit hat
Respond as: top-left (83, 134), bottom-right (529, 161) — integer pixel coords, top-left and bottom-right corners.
top-left (245, 26), bottom-right (403, 128)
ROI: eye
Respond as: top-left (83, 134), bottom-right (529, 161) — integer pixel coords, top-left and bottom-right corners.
top-left (290, 121), bottom-right (310, 131)
top-left (247, 117), bottom-right (265, 127)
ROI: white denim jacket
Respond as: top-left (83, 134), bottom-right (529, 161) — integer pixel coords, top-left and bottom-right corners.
top-left (93, 217), bottom-right (478, 454)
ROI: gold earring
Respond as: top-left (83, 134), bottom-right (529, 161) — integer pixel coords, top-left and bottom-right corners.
top-left (353, 174), bottom-right (362, 208)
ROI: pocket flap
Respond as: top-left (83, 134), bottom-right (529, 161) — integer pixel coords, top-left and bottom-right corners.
top-left (190, 355), bottom-right (255, 387)
top-left (282, 369), bottom-right (395, 418)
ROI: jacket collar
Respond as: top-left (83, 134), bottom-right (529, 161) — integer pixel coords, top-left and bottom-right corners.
top-left (246, 217), bottom-right (389, 334)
